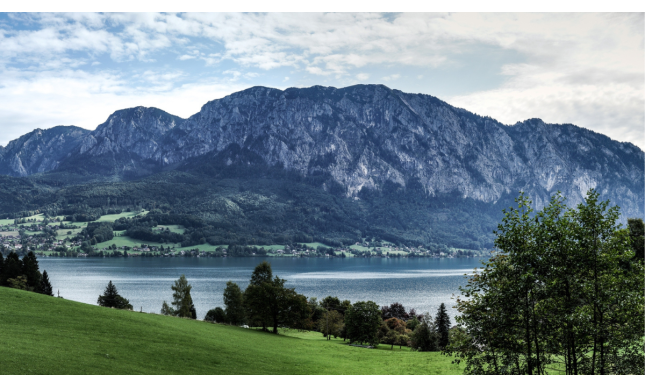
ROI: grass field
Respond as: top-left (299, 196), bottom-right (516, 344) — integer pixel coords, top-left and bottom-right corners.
top-left (96, 211), bottom-right (148, 223)
top-left (0, 286), bottom-right (463, 375)
top-left (0, 218), bottom-right (15, 225)
top-left (157, 224), bottom-right (185, 234)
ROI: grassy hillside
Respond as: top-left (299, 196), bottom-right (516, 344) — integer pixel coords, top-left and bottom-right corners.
top-left (0, 287), bottom-right (463, 375)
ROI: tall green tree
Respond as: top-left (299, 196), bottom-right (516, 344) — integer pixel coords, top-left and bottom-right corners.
top-left (243, 262), bottom-right (310, 334)
top-left (435, 303), bottom-right (451, 349)
top-left (223, 281), bottom-right (245, 325)
top-left (21, 252), bottom-right (41, 291)
top-left (97, 280), bottom-right (132, 310)
top-left (39, 270), bottom-right (54, 296)
top-left (0, 251), bottom-right (22, 287)
top-left (161, 274), bottom-right (196, 319)
top-left (250, 261), bottom-right (272, 285)
top-left (344, 301), bottom-right (381, 346)
top-left (411, 313), bottom-right (439, 351)
top-left (445, 190), bottom-right (644, 375)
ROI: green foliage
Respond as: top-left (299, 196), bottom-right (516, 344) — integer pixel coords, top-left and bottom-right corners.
top-left (1, 167), bottom-right (520, 250)
top-left (223, 281), bottom-right (245, 325)
top-left (445, 190), bottom-right (645, 375)
top-left (378, 318), bottom-right (410, 350)
top-left (21, 252), bottom-right (41, 291)
top-left (205, 307), bottom-right (227, 323)
top-left (344, 301), bottom-right (382, 346)
top-left (7, 275), bottom-right (28, 290)
top-left (380, 302), bottom-right (410, 320)
top-left (85, 222), bottom-right (114, 243)
top-left (243, 261), bottom-right (310, 333)
top-left (317, 310), bottom-right (344, 340)
top-left (97, 281), bottom-right (132, 310)
top-left (434, 303), bottom-right (451, 349)
top-left (250, 261), bottom-right (272, 286)
top-left (39, 270), bottom-right (53, 296)
top-left (161, 275), bottom-right (196, 319)
top-left (0, 251), bottom-right (44, 293)
top-left (410, 313), bottom-right (439, 352)
top-left (0, 252), bottom-right (22, 287)
top-left (628, 218), bottom-right (644, 260)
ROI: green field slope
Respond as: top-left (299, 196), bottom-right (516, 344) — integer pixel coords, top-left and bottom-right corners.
top-left (0, 287), bottom-right (463, 375)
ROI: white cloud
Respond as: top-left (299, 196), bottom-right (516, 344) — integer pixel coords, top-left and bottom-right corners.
top-left (0, 12), bottom-right (642, 149)
top-left (0, 67), bottom-right (269, 145)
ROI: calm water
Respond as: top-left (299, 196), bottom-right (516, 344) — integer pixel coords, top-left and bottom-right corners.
top-left (38, 256), bottom-right (485, 321)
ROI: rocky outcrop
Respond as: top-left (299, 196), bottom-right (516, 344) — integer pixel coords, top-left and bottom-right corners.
top-left (0, 126), bottom-right (89, 176)
top-left (0, 85), bottom-right (642, 219)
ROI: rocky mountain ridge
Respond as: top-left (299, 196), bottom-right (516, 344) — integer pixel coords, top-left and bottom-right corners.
top-left (1, 85), bottom-right (642, 219)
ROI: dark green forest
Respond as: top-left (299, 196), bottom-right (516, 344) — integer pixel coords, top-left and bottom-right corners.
top-left (0, 164), bottom-right (520, 250)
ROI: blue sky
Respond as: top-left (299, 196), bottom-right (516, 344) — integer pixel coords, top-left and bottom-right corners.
top-left (0, 12), bottom-right (643, 149)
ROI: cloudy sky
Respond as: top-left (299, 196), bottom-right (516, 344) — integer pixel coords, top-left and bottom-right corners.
top-left (0, 12), bottom-right (643, 149)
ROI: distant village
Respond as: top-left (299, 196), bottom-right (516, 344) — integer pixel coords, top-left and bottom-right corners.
top-left (1, 215), bottom-right (484, 259)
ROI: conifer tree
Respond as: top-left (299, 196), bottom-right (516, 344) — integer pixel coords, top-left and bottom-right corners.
top-left (1, 251), bottom-right (22, 287)
top-left (21, 252), bottom-right (41, 291)
top-left (435, 303), bottom-right (451, 349)
top-left (160, 275), bottom-right (195, 319)
top-left (39, 270), bottom-right (53, 296)
top-left (97, 280), bottom-right (132, 309)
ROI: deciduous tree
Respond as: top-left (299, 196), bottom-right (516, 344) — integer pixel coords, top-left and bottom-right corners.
top-left (223, 281), bottom-right (245, 325)
top-left (344, 300), bottom-right (381, 346)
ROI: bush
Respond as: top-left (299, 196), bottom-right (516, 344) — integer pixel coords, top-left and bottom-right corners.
top-left (205, 307), bottom-right (227, 323)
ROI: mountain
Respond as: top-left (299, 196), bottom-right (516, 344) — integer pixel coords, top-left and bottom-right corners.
top-left (0, 125), bottom-right (89, 177)
top-left (0, 85), bottom-right (642, 248)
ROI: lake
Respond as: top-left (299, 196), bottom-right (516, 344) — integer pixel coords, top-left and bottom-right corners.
top-left (37, 256), bottom-right (486, 321)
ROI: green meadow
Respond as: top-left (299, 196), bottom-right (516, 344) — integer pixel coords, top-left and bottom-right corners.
top-left (0, 286), bottom-right (463, 375)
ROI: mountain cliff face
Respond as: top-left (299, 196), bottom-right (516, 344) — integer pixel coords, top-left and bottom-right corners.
top-left (1, 85), bottom-right (642, 220)
top-left (0, 126), bottom-right (89, 177)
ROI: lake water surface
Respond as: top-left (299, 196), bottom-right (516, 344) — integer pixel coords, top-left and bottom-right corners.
top-left (38, 256), bottom-right (486, 321)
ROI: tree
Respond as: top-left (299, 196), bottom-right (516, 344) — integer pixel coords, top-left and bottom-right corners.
top-left (321, 296), bottom-right (341, 311)
top-left (160, 275), bottom-right (196, 319)
top-left (39, 270), bottom-right (53, 296)
top-left (410, 312), bottom-right (439, 351)
top-left (223, 281), bottom-right (245, 325)
top-left (445, 190), bottom-right (644, 375)
top-left (244, 262), bottom-right (273, 330)
top-left (97, 281), bottom-right (132, 310)
top-left (244, 262), bottom-right (310, 334)
top-left (378, 317), bottom-right (409, 349)
top-left (318, 310), bottom-right (344, 340)
top-left (381, 302), bottom-right (409, 320)
top-left (344, 301), bottom-right (381, 346)
top-left (205, 307), bottom-right (227, 323)
top-left (435, 303), bottom-right (451, 349)
top-left (21, 252), bottom-right (41, 291)
top-left (250, 261), bottom-right (272, 285)
top-left (7, 275), bottom-right (28, 290)
top-left (1, 251), bottom-right (21, 287)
